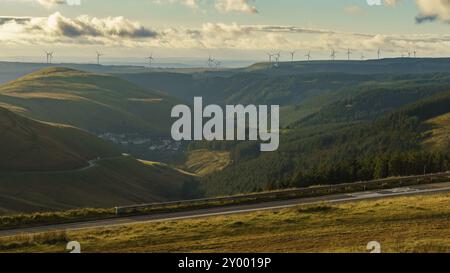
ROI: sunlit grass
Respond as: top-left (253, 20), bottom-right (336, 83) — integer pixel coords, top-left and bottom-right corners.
top-left (3, 193), bottom-right (450, 253)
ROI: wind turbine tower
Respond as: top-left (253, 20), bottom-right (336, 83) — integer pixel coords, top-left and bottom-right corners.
top-left (347, 48), bottom-right (352, 61)
top-left (305, 51), bottom-right (312, 61)
top-left (146, 53), bottom-right (154, 68)
top-left (377, 48), bottom-right (381, 60)
top-left (330, 49), bottom-right (336, 61)
top-left (96, 51), bottom-right (104, 65)
top-left (207, 55), bottom-right (215, 68)
top-left (45, 51), bottom-right (53, 64)
top-left (289, 51), bottom-right (296, 62)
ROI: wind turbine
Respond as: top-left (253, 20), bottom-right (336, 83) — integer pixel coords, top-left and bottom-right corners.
top-left (289, 51), bottom-right (296, 62)
top-left (305, 51), bottom-right (312, 61)
top-left (44, 51), bottom-right (53, 64)
top-left (207, 55), bottom-right (215, 68)
top-left (146, 53), bottom-right (154, 68)
top-left (346, 48), bottom-right (352, 61)
top-left (96, 51), bottom-right (104, 65)
top-left (413, 50), bottom-right (417, 58)
top-left (330, 49), bottom-right (336, 61)
top-left (214, 59), bottom-right (222, 69)
top-left (274, 52), bottom-right (281, 66)
top-left (377, 48), bottom-right (381, 60)
top-left (267, 53), bottom-right (273, 63)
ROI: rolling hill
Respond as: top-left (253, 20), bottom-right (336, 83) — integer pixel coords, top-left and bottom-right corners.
top-left (200, 91), bottom-right (450, 196)
top-left (0, 67), bottom-right (178, 136)
top-left (0, 107), bottom-right (200, 214)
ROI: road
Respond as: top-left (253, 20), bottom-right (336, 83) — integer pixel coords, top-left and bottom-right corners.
top-left (1, 155), bottom-right (129, 175)
top-left (1, 181), bottom-right (450, 238)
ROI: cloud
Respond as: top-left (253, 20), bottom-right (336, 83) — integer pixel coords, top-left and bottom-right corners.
top-left (344, 5), bottom-right (365, 14)
top-left (1, 0), bottom-right (77, 7)
top-left (215, 0), bottom-right (257, 14)
top-left (0, 12), bottom-right (158, 46)
top-left (2, 12), bottom-right (450, 57)
top-left (415, 0), bottom-right (450, 23)
top-left (153, 0), bottom-right (198, 9)
top-left (154, 0), bottom-right (257, 13)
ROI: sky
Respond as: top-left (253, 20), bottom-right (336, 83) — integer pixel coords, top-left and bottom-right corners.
top-left (1, 0), bottom-right (450, 65)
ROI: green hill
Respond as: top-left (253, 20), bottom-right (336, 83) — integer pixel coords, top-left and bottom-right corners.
top-left (0, 67), bottom-right (178, 136)
top-left (200, 91), bottom-right (450, 196)
top-left (0, 107), bottom-right (199, 214)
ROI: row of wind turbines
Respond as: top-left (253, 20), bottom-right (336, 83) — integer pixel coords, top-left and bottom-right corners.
top-left (267, 48), bottom-right (419, 63)
top-left (42, 48), bottom-right (419, 67)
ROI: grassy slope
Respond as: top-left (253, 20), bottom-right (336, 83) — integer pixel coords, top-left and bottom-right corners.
top-left (423, 113), bottom-right (450, 149)
top-left (0, 107), bottom-right (199, 214)
top-left (0, 107), bottom-right (119, 172)
top-left (0, 67), bottom-right (178, 136)
top-left (4, 193), bottom-right (450, 253)
top-left (184, 149), bottom-right (231, 176)
top-left (0, 156), bottom-right (199, 214)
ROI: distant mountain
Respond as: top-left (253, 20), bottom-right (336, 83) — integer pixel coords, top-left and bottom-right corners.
top-left (0, 67), bottom-right (179, 136)
top-left (0, 107), bottom-right (199, 214)
top-left (244, 58), bottom-right (450, 75)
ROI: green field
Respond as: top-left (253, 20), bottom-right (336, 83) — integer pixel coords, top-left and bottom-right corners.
top-left (2, 193), bottom-right (450, 253)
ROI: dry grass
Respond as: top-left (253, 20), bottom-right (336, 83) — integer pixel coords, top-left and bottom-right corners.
top-left (185, 149), bottom-right (231, 176)
top-left (3, 193), bottom-right (450, 253)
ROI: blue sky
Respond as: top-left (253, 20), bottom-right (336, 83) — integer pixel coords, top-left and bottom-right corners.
top-left (1, 0), bottom-right (450, 65)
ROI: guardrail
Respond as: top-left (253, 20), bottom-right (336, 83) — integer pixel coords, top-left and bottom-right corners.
top-left (114, 171), bottom-right (450, 215)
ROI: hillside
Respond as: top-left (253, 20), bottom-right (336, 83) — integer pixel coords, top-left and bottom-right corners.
top-left (201, 91), bottom-right (450, 196)
top-left (0, 107), bottom-right (118, 172)
top-left (0, 67), bottom-right (178, 136)
top-left (0, 107), bottom-right (199, 214)
top-left (4, 193), bottom-right (450, 253)
top-left (119, 70), bottom-right (450, 128)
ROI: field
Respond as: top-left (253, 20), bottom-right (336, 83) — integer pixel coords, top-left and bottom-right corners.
top-left (184, 149), bottom-right (231, 176)
top-left (3, 193), bottom-right (450, 253)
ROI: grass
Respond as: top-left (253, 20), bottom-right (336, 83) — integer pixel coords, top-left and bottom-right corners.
top-left (0, 67), bottom-right (179, 136)
top-left (3, 193), bottom-right (450, 253)
top-left (0, 156), bottom-right (200, 215)
top-left (184, 149), bottom-right (231, 176)
top-left (424, 113), bottom-right (450, 149)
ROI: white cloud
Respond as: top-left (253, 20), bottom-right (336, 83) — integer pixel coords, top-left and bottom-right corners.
top-left (0, 0), bottom-right (77, 8)
top-left (0, 12), bottom-right (157, 46)
top-left (154, 0), bottom-right (257, 14)
top-left (215, 0), bottom-right (257, 14)
top-left (2, 12), bottom-right (450, 57)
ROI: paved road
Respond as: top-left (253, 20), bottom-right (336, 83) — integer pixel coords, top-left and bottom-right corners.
top-left (1, 181), bottom-right (450, 238)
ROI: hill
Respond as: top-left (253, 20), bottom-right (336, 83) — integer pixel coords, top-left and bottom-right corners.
top-left (200, 91), bottom-right (450, 196)
top-left (0, 67), bottom-right (178, 136)
top-left (119, 70), bottom-right (450, 128)
top-left (244, 58), bottom-right (450, 75)
top-left (0, 107), bottom-right (118, 172)
top-left (0, 107), bottom-right (200, 214)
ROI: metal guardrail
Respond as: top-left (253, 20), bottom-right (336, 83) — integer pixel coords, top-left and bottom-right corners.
top-left (114, 171), bottom-right (450, 215)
